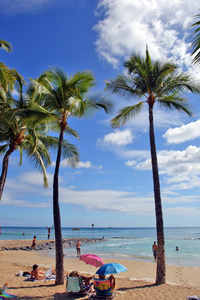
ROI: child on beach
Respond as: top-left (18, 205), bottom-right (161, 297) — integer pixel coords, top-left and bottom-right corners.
top-left (31, 236), bottom-right (36, 250)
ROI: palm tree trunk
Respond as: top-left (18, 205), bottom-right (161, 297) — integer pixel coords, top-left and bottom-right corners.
top-left (0, 145), bottom-right (15, 201)
top-left (149, 106), bottom-right (166, 284)
top-left (53, 127), bottom-right (64, 285)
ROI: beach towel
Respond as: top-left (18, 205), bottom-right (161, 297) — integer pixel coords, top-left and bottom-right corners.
top-left (25, 269), bottom-right (55, 281)
top-left (0, 293), bottom-right (16, 299)
top-left (25, 275), bottom-right (56, 281)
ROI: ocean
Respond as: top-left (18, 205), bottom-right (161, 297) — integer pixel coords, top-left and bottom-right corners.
top-left (1, 226), bottom-right (200, 268)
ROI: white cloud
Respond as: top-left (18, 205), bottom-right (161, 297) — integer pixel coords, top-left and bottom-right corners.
top-left (2, 170), bottom-right (200, 216)
top-left (125, 160), bottom-right (136, 168)
top-left (163, 119), bottom-right (200, 144)
top-left (164, 206), bottom-right (200, 216)
top-left (125, 145), bottom-right (200, 192)
top-left (58, 159), bottom-right (102, 170)
top-left (97, 129), bottom-right (134, 146)
top-left (94, 0), bottom-right (200, 71)
top-left (128, 145), bottom-right (200, 174)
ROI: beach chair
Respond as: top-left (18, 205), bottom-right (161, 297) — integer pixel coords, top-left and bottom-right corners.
top-left (66, 276), bottom-right (92, 296)
top-left (92, 278), bottom-right (116, 299)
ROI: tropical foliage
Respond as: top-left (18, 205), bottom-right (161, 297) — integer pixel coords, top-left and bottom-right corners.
top-left (0, 72), bottom-right (56, 201)
top-left (105, 47), bottom-right (200, 284)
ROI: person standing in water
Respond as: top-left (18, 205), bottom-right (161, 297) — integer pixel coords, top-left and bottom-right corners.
top-left (76, 239), bottom-right (81, 258)
top-left (152, 241), bottom-right (158, 260)
top-left (46, 226), bottom-right (51, 240)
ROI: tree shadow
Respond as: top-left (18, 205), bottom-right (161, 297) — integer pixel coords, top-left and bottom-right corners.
top-left (118, 282), bottom-right (159, 292)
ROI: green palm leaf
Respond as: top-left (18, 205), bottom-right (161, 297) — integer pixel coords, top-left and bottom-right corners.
top-left (0, 39), bottom-right (12, 52)
top-left (190, 13), bottom-right (200, 64)
top-left (111, 102), bottom-right (144, 128)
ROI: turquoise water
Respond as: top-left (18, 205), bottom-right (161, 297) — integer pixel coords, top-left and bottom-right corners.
top-left (1, 227), bottom-right (200, 267)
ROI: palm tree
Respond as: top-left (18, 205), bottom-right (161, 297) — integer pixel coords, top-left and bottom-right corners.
top-left (36, 68), bottom-right (112, 285)
top-left (0, 73), bottom-right (63, 201)
top-left (105, 47), bottom-right (200, 284)
top-left (191, 12), bottom-right (200, 64)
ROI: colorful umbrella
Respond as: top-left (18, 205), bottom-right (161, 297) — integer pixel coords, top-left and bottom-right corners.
top-left (96, 263), bottom-right (127, 275)
top-left (80, 254), bottom-right (104, 268)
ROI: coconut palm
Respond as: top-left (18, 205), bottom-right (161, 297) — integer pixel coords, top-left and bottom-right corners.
top-left (36, 68), bottom-right (112, 285)
top-left (191, 12), bottom-right (200, 64)
top-left (105, 47), bottom-right (200, 284)
top-left (0, 73), bottom-right (75, 201)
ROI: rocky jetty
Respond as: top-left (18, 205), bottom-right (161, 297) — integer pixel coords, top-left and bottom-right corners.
top-left (0, 237), bottom-right (106, 251)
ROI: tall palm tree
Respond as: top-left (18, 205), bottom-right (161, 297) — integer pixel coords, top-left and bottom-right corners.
top-left (105, 47), bottom-right (200, 284)
top-left (191, 12), bottom-right (200, 65)
top-left (36, 68), bottom-right (112, 285)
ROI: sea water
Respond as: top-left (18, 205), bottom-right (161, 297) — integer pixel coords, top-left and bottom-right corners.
top-left (1, 227), bottom-right (200, 268)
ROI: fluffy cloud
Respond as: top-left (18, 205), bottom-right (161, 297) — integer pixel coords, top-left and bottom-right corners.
top-left (126, 145), bottom-right (200, 191)
top-left (58, 159), bottom-right (102, 170)
top-left (94, 0), bottom-right (200, 70)
top-left (97, 129), bottom-right (134, 146)
top-left (163, 119), bottom-right (200, 144)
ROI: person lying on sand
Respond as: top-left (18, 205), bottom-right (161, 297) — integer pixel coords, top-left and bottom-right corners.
top-left (31, 264), bottom-right (55, 280)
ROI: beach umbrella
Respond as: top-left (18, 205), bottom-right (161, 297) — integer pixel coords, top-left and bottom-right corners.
top-left (96, 263), bottom-right (127, 275)
top-left (80, 254), bottom-right (104, 268)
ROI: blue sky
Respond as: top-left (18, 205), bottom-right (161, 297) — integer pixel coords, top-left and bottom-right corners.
top-left (1, 0), bottom-right (200, 228)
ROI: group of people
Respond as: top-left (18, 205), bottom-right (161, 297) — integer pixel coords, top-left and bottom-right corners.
top-left (67, 270), bottom-right (116, 293)
top-left (152, 241), bottom-right (179, 260)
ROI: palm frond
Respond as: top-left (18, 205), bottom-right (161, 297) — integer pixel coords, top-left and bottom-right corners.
top-left (190, 13), bottom-right (200, 65)
top-left (111, 102), bottom-right (144, 128)
top-left (0, 39), bottom-right (12, 52)
top-left (64, 126), bottom-right (79, 139)
top-left (105, 75), bottom-right (144, 99)
top-left (18, 145), bottom-right (23, 166)
top-left (158, 95), bottom-right (193, 116)
top-left (72, 93), bottom-right (113, 119)
top-left (158, 72), bottom-right (200, 96)
top-left (0, 144), bottom-right (8, 154)
top-left (61, 140), bottom-right (79, 164)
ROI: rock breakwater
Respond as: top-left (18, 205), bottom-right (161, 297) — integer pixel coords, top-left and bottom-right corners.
top-left (0, 237), bottom-right (106, 251)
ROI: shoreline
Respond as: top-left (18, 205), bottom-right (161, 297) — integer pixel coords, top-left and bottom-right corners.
top-left (1, 241), bottom-right (200, 299)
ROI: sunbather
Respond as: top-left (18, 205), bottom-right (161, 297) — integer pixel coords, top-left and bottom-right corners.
top-left (31, 264), bottom-right (55, 280)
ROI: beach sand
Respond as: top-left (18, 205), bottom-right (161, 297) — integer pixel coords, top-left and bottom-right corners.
top-left (0, 239), bottom-right (200, 299)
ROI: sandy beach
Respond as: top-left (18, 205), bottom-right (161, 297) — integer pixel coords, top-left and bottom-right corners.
top-left (0, 239), bottom-right (200, 299)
